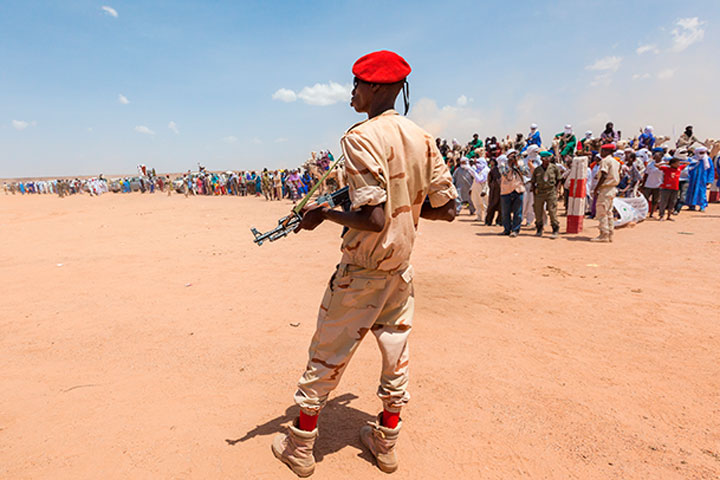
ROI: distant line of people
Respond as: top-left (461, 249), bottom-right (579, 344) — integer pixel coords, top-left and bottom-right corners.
top-left (3, 150), bottom-right (345, 204)
top-left (3, 177), bottom-right (108, 197)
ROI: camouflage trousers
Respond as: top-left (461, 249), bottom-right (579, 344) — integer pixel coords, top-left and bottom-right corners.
top-left (294, 264), bottom-right (415, 415)
top-left (533, 191), bottom-right (560, 231)
top-left (596, 186), bottom-right (617, 236)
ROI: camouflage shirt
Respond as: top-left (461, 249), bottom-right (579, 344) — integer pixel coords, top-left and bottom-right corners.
top-left (531, 163), bottom-right (563, 195)
top-left (339, 110), bottom-right (457, 272)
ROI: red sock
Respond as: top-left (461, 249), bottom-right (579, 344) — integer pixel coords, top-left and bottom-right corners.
top-left (298, 411), bottom-right (318, 431)
top-left (382, 409), bottom-right (400, 429)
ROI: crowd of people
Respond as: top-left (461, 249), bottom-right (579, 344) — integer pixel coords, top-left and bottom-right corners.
top-left (2, 151), bottom-right (342, 202)
top-left (445, 123), bottom-right (718, 241)
top-left (4, 124), bottom-right (718, 243)
top-left (2, 177), bottom-right (109, 197)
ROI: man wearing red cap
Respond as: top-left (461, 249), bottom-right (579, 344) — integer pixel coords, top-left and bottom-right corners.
top-left (271, 50), bottom-right (457, 477)
top-left (591, 144), bottom-right (621, 242)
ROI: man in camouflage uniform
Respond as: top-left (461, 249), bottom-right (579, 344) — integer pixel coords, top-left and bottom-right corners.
top-left (271, 50), bottom-right (458, 477)
top-left (592, 144), bottom-right (621, 242)
top-left (530, 151), bottom-right (563, 238)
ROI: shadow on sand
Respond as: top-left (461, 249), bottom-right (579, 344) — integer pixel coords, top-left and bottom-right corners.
top-left (225, 393), bottom-right (376, 463)
top-left (474, 230), bottom-right (597, 242)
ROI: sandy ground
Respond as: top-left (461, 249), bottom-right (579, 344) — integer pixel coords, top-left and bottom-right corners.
top-left (1, 192), bottom-right (719, 480)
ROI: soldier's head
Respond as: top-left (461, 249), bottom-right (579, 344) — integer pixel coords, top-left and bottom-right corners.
top-left (351, 78), bottom-right (404, 115)
top-left (540, 151), bottom-right (552, 167)
top-left (600, 144), bottom-right (615, 158)
top-left (351, 50), bottom-right (411, 117)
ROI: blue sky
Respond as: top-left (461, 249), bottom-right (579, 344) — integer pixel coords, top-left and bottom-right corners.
top-left (1, 0), bottom-right (718, 177)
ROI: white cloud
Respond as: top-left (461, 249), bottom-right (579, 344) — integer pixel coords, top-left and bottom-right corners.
top-left (222, 136), bottom-right (238, 144)
top-left (86, 127), bottom-right (94, 133)
top-left (272, 82), bottom-right (351, 106)
top-left (657, 69), bottom-right (676, 80)
top-left (272, 88), bottom-right (297, 103)
top-left (456, 95), bottom-right (468, 107)
top-left (590, 72), bottom-right (614, 88)
top-left (298, 82), bottom-right (351, 106)
top-left (671, 17), bottom-right (705, 52)
top-left (12, 120), bottom-right (35, 130)
top-left (118, 94), bottom-right (130, 105)
top-left (134, 125), bottom-right (155, 135)
top-left (408, 97), bottom-right (504, 140)
top-left (585, 56), bottom-right (623, 72)
top-left (101, 6), bottom-right (118, 18)
top-left (636, 44), bottom-right (658, 55)
top-left (251, 137), bottom-right (262, 145)
top-left (586, 56), bottom-right (623, 88)
top-left (168, 121), bottom-right (179, 134)
top-left (274, 137), bottom-right (288, 143)
top-left (632, 73), bottom-right (651, 80)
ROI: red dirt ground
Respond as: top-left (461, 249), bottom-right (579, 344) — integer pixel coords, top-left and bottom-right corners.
top-left (1, 193), bottom-right (719, 479)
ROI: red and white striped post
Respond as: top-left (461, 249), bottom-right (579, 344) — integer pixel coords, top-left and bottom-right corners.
top-left (710, 158), bottom-right (720, 203)
top-left (566, 156), bottom-right (588, 234)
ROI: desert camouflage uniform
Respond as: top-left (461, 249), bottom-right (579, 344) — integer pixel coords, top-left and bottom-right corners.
top-left (295, 109), bottom-right (457, 415)
top-left (595, 157), bottom-right (620, 237)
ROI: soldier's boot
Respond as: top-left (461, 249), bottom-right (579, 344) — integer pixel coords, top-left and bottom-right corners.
top-left (271, 421), bottom-right (318, 478)
top-left (360, 413), bottom-right (402, 473)
top-left (535, 227), bottom-right (543, 237)
top-left (550, 227), bottom-right (559, 239)
top-left (590, 234), bottom-right (610, 243)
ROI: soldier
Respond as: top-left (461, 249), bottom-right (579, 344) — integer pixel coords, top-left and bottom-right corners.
top-left (271, 50), bottom-right (457, 477)
top-left (591, 144), bottom-right (621, 242)
top-left (530, 151), bottom-right (563, 238)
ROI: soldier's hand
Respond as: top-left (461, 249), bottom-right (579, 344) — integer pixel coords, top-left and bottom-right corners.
top-left (295, 205), bottom-right (327, 232)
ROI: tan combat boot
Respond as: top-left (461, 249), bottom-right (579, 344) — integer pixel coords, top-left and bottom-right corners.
top-left (271, 421), bottom-right (318, 477)
top-left (359, 413), bottom-right (402, 473)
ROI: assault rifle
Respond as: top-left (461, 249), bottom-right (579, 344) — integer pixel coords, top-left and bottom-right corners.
top-left (250, 186), bottom-right (350, 245)
top-left (251, 154), bottom-right (348, 246)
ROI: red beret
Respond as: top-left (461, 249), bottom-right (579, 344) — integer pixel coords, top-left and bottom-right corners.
top-left (352, 50), bottom-right (411, 84)
top-left (601, 143), bottom-right (616, 150)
